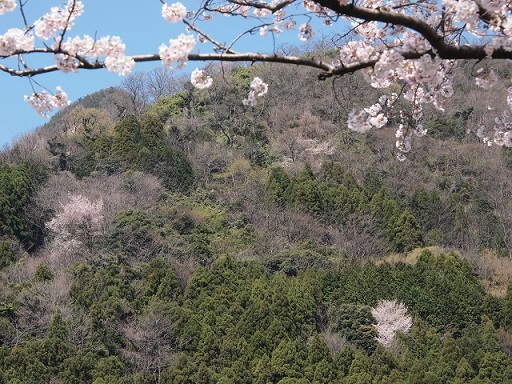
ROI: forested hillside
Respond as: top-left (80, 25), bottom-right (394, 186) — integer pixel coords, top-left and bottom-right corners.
top-left (1, 61), bottom-right (512, 383)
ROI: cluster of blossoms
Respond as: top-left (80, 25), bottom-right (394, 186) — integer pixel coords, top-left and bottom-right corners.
top-left (4, 0), bottom-right (512, 156)
top-left (162, 2), bottom-right (187, 23)
top-left (348, 94), bottom-right (395, 133)
top-left (160, 34), bottom-right (196, 70)
top-left (259, 6), bottom-right (295, 37)
top-left (298, 23), bottom-right (315, 41)
top-left (339, 41), bottom-right (377, 65)
top-left (0, 28), bottom-right (34, 56)
top-left (47, 194), bottom-right (104, 246)
top-left (345, 39), bottom-right (455, 158)
top-left (243, 77), bottom-right (269, 106)
top-left (190, 68), bottom-right (213, 90)
top-left (0, 0), bottom-right (16, 15)
top-left (475, 68), bottom-right (498, 91)
top-left (54, 35), bottom-right (134, 75)
top-left (302, 0), bottom-right (338, 26)
top-left (24, 87), bottom-right (70, 117)
top-left (476, 87), bottom-right (512, 148)
top-left (371, 299), bottom-right (413, 349)
top-left (19, 0), bottom-right (133, 113)
top-left (34, 0), bottom-right (84, 40)
top-left (394, 111), bottom-right (428, 161)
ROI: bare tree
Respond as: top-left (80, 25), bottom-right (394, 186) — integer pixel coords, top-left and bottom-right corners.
top-left (121, 72), bottom-right (151, 116)
top-left (146, 67), bottom-right (183, 100)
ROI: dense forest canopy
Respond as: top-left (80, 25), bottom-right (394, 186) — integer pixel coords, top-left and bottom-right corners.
top-left (0, 57), bottom-right (512, 382)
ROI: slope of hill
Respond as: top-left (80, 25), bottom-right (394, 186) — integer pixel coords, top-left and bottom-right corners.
top-left (1, 61), bottom-right (512, 383)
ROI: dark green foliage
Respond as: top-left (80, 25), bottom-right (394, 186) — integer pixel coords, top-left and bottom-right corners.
top-left (368, 187), bottom-right (399, 227)
top-left (0, 239), bottom-right (16, 270)
top-left (398, 251), bottom-right (485, 330)
top-left (135, 115), bottom-right (195, 191)
top-left (270, 339), bottom-right (307, 381)
top-left (424, 108), bottom-right (472, 140)
top-left (330, 304), bottom-right (377, 352)
top-left (388, 209), bottom-right (424, 252)
top-left (265, 246), bottom-right (330, 276)
top-left (69, 113), bottom-right (195, 191)
top-left (0, 252), bottom-right (510, 382)
top-left (0, 164), bottom-right (32, 242)
top-left (33, 264), bottom-right (54, 282)
top-left (324, 251), bottom-right (485, 331)
top-left (165, 352), bottom-right (201, 384)
top-left (106, 209), bottom-right (161, 259)
top-left (69, 259), bottom-right (138, 353)
top-left (265, 164), bottom-right (429, 252)
top-left (408, 188), bottom-right (449, 246)
top-left (266, 167), bottom-right (291, 207)
top-left (135, 143), bottom-right (194, 191)
top-left (112, 115), bottom-right (141, 163)
top-left (0, 311), bottom-right (72, 383)
top-left (139, 257), bottom-right (181, 302)
top-left (284, 164), bottom-right (324, 215)
top-left (146, 91), bottom-right (190, 122)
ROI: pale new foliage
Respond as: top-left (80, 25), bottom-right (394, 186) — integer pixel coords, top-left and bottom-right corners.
top-left (3, 0), bottom-right (512, 156)
top-left (47, 194), bottom-right (104, 248)
top-left (371, 299), bottom-right (412, 349)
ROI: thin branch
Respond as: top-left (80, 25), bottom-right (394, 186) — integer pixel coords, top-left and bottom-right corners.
top-left (183, 19), bottom-right (239, 54)
top-left (18, 0), bottom-right (29, 29)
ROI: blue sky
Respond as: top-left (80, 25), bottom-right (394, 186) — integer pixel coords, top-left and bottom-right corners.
top-left (1, 1), bottom-right (175, 146)
top-left (0, 1), bottom-right (310, 147)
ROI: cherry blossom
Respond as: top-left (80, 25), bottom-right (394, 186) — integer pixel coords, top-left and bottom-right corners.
top-left (372, 300), bottom-right (412, 349)
top-left (298, 23), bottom-right (314, 41)
top-left (53, 35), bottom-right (134, 75)
top-left (475, 69), bottom-right (498, 90)
top-left (105, 54), bottom-right (136, 76)
top-left (0, 0), bottom-right (16, 15)
top-left (47, 194), bottom-right (104, 249)
top-left (1, 0), bottom-right (512, 155)
top-left (0, 28), bottom-right (34, 55)
top-left (190, 68), bottom-right (213, 90)
top-left (24, 87), bottom-right (70, 117)
top-left (162, 2), bottom-right (187, 24)
top-left (159, 34), bottom-right (196, 69)
top-left (34, 0), bottom-right (84, 40)
top-left (243, 77), bottom-right (269, 106)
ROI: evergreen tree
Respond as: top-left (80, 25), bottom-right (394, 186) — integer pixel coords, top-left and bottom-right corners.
top-left (0, 165), bottom-right (32, 243)
top-left (266, 167), bottom-right (291, 207)
top-left (388, 210), bottom-right (424, 253)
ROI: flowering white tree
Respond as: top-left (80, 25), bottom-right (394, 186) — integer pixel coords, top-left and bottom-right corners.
top-left (2, 0), bottom-right (512, 157)
top-left (371, 299), bottom-right (412, 349)
top-left (46, 194), bottom-right (104, 250)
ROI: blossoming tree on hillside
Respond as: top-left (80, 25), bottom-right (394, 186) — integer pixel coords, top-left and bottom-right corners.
top-left (1, 0), bottom-right (512, 158)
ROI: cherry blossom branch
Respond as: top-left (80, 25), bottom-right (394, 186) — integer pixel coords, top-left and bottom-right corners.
top-left (0, 52), bottom-right (336, 77)
top-left (2, 0), bottom-right (512, 155)
top-left (228, 0), bottom-right (296, 12)
top-left (314, 0), bottom-right (512, 60)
